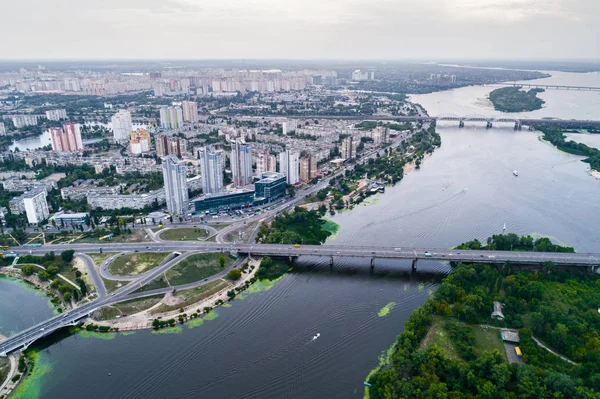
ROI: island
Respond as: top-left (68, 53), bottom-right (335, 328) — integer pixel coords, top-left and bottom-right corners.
top-left (489, 86), bottom-right (545, 112)
top-left (366, 234), bottom-right (600, 398)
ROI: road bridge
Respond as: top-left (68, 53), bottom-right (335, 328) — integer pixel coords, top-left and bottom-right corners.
top-left (2, 242), bottom-right (599, 356)
top-left (493, 83), bottom-right (600, 91)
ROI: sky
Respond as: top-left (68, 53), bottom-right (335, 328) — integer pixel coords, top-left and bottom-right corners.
top-left (1, 0), bottom-right (599, 60)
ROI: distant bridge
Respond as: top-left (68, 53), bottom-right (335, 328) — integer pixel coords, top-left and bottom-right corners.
top-left (274, 114), bottom-right (600, 130)
top-left (492, 83), bottom-right (600, 91)
top-left (2, 242), bottom-right (600, 357)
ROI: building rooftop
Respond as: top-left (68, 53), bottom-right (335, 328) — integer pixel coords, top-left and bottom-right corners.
top-left (501, 330), bottom-right (520, 343)
top-left (491, 301), bottom-right (505, 319)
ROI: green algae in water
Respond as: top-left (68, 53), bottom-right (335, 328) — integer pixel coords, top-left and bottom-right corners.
top-left (222, 303), bottom-right (232, 308)
top-left (245, 275), bottom-right (284, 295)
top-left (321, 219), bottom-right (341, 239)
top-left (186, 318), bottom-right (204, 328)
top-left (119, 331), bottom-right (136, 336)
top-left (377, 302), bottom-right (396, 317)
top-left (203, 311), bottom-right (219, 321)
top-left (151, 325), bottom-right (183, 335)
top-left (11, 351), bottom-right (51, 399)
top-left (78, 331), bottom-right (117, 340)
top-left (363, 336), bottom-right (398, 399)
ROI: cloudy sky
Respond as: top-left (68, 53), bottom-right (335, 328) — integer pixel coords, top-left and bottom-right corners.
top-left (2, 0), bottom-right (598, 59)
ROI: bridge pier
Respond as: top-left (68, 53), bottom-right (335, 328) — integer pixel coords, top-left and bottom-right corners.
top-left (411, 259), bottom-right (418, 272)
top-left (370, 257), bottom-right (375, 269)
top-left (330, 256), bottom-right (334, 267)
top-left (458, 121), bottom-right (464, 128)
top-left (514, 121), bottom-right (522, 130)
top-left (486, 121), bottom-right (492, 129)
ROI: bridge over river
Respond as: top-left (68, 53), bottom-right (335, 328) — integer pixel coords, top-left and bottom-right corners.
top-left (2, 242), bottom-right (599, 356)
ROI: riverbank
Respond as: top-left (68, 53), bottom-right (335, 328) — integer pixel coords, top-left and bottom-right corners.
top-left (0, 270), bottom-right (66, 312)
top-left (539, 125), bottom-right (600, 172)
top-left (0, 333), bottom-right (19, 398)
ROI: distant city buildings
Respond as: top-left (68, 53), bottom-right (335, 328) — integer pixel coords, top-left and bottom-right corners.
top-left (340, 137), bottom-right (355, 159)
top-left (182, 101), bottom-right (199, 123)
top-left (0, 122), bottom-right (5, 135)
top-left (129, 128), bottom-right (151, 155)
top-left (279, 149), bottom-right (300, 184)
top-left (255, 150), bottom-right (277, 174)
top-left (230, 138), bottom-right (253, 187)
top-left (428, 74), bottom-right (457, 85)
top-left (111, 110), bottom-right (133, 144)
top-left (50, 123), bottom-right (83, 152)
top-left (300, 154), bottom-right (317, 182)
top-left (12, 115), bottom-right (39, 128)
top-left (198, 146), bottom-right (224, 195)
top-left (352, 69), bottom-right (375, 81)
top-left (155, 135), bottom-right (187, 157)
top-left (45, 109), bottom-right (67, 121)
top-left (162, 156), bottom-right (189, 216)
top-left (160, 106), bottom-right (184, 130)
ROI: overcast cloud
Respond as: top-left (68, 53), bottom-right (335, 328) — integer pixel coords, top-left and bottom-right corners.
top-left (1, 0), bottom-right (598, 59)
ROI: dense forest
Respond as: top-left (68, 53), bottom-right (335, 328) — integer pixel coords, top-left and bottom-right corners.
top-left (367, 262), bottom-right (600, 398)
top-left (456, 233), bottom-right (575, 253)
top-left (489, 87), bottom-right (545, 112)
top-left (538, 126), bottom-right (600, 172)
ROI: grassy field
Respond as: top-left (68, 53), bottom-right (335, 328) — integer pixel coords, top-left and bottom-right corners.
top-left (95, 294), bottom-right (164, 320)
top-left (134, 275), bottom-right (169, 293)
top-left (150, 280), bottom-right (228, 314)
top-left (472, 325), bottom-right (508, 361)
top-left (160, 228), bottom-right (209, 241)
top-left (108, 252), bottom-right (171, 276)
top-left (223, 221), bottom-right (258, 243)
top-left (420, 316), bottom-right (460, 360)
top-left (75, 229), bottom-right (150, 244)
top-left (86, 252), bottom-right (119, 267)
top-left (103, 278), bottom-right (127, 294)
top-left (0, 357), bottom-right (10, 387)
top-left (165, 253), bottom-right (235, 286)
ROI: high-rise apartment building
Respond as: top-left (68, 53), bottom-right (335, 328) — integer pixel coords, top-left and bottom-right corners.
top-left (198, 146), bottom-right (224, 195)
top-left (12, 115), bottom-right (39, 128)
top-left (0, 122), bottom-right (5, 136)
top-left (129, 128), bottom-right (151, 154)
top-left (340, 137), bottom-right (354, 159)
top-left (50, 123), bottom-right (83, 152)
top-left (45, 109), bottom-right (67, 121)
top-left (160, 107), bottom-right (184, 130)
top-left (156, 135), bottom-right (187, 158)
top-left (182, 101), bottom-right (199, 123)
top-left (22, 189), bottom-right (49, 224)
top-left (255, 150), bottom-right (277, 174)
top-left (300, 154), bottom-right (317, 182)
top-left (162, 156), bottom-right (189, 216)
top-left (111, 110), bottom-right (133, 144)
top-left (278, 150), bottom-right (300, 185)
top-left (230, 138), bottom-right (253, 187)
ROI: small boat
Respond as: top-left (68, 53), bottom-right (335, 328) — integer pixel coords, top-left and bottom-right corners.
top-left (513, 170), bottom-right (519, 177)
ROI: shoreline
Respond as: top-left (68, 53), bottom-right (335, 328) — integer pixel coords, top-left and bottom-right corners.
top-left (0, 333), bottom-right (19, 398)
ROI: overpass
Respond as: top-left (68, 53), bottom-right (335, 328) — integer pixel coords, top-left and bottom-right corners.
top-left (2, 241), bottom-right (600, 356)
top-left (494, 83), bottom-right (600, 91)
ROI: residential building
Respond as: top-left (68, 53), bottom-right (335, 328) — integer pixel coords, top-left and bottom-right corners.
top-left (198, 146), bottom-right (224, 195)
top-left (156, 135), bottom-right (187, 157)
top-left (21, 189), bottom-right (50, 224)
top-left (162, 156), bottom-right (189, 216)
top-left (12, 115), bottom-right (39, 128)
top-left (2, 178), bottom-right (56, 193)
top-left (0, 122), bottom-right (5, 135)
top-left (45, 109), bottom-right (67, 121)
top-left (160, 106), bottom-right (184, 129)
top-left (182, 101), bottom-right (199, 123)
top-left (254, 172), bottom-right (286, 202)
top-left (88, 189), bottom-right (166, 211)
top-left (340, 137), bottom-right (354, 159)
top-left (300, 154), bottom-right (317, 181)
top-left (230, 138), bottom-right (253, 187)
top-left (129, 128), bottom-right (151, 155)
top-left (50, 123), bottom-right (83, 152)
top-left (278, 150), bottom-right (300, 184)
top-left (111, 110), bottom-right (133, 144)
top-left (371, 126), bottom-right (389, 144)
top-left (255, 150), bottom-right (277, 174)
top-left (351, 69), bottom-right (374, 81)
top-left (193, 188), bottom-right (255, 213)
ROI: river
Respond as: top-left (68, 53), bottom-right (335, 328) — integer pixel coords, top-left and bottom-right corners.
top-left (4, 70), bottom-right (600, 398)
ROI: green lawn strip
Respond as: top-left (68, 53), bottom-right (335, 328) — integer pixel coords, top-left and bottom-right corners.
top-left (86, 252), bottom-right (119, 267)
top-left (165, 253), bottom-right (235, 286)
top-left (224, 221), bottom-right (258, 243)
top-left (95, 294), bottom-right (164, 320)
top-left (150, 280), bottom-right (228, 314)
top-left (109, 252), bottom-right (171, 277)
top-left (133, 275), bottom-right (169, 293)
top-left (160, 228), bottom-right (209, 241)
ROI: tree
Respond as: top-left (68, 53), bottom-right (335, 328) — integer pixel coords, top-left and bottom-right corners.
top-left (12, 228), bottom-right (28, 244)
top-left (227, 269), bottom-right (242, 280)
top-left (37, 270), bottom-right (50, 281)
top-left (63, 292), bottom-right (72, 302)
top-left (218, 255), bottom-right (227, 268)
top-left (21, 264), bottom-right (35, 276)
top-left (60, 250), bottom-right (75, 263)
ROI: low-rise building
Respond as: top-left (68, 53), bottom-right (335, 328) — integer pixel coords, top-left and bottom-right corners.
top-left (254, 172), bottom-right (286, 202)
top-left (193, 188), bottom-right (255, 213)
top-left (87, 189), bottom-right (166, 211)
top-left (2, 178), bottom-right (56, 193)
top-left (49, 212), bottom-right (89, 225)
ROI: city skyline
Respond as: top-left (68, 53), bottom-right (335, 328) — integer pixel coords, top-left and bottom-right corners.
top-left (1, 0), bottom-right (598, 60)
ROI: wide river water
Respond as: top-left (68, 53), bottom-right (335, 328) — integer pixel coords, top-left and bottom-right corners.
top-left (4, 70), bottom-right (600, 398)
